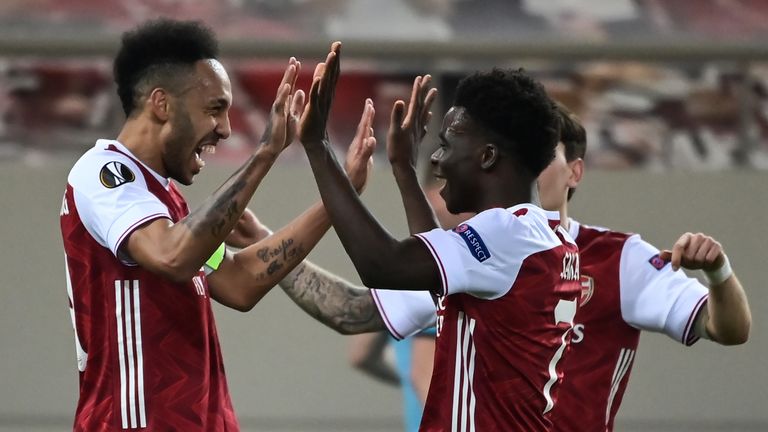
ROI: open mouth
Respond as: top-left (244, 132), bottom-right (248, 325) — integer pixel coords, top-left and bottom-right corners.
top-left (195, 143), bottom-right (217, 167)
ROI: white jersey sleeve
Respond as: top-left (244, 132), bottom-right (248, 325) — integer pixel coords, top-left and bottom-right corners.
top-left (370, 289), bottom-right (436, 340)
top-left (68, 141), bottom-right (170, 263)
top-left (619, 235), bottom-right (709, 345)
top-left (414, 205), bottom-right (560, 300)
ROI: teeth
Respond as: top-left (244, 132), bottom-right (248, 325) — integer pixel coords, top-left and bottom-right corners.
top-left (195, 152), bottom-right (206, 168)
top-left (201, 144), bottom-right (216, 154)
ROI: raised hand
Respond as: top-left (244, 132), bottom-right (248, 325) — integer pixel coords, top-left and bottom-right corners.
top-left (387, 75), bottom-right (438, 169)
top-left (225, 208), bottom-right (272, 249)
top-left (299, 42), bottom-right (341, 146)
top-left (659, 232), bottom-right (726, 272)
top-left (345, 99), bottom-right (377, 193)
top-left (259, 57), bottom-right (305, 155)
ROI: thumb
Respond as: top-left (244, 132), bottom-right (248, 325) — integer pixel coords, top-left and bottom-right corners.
top-left (658, 250), bottom-right (672, 262)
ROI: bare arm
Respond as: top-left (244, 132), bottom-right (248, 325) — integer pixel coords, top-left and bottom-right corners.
top-left (279, 261), bottom-right (386, 334)
top-left (348, 332), bottom-right (400, 385)
top-left (207, 201), bottom-right (330, 311)
top-left (387, 75), bottom-right (440, 234)
top-left (299, 43), bottom-right (440, 291)
top-left (660, 232), bottom-right (751, 345)
top-left (209, 104), bottom-right (377, 312)
top-left (411, 335), bottom-right (435, 403)
top-left (696, 274), bottom-right (751, 345)
top-left (125, 60), bottom-right (303, 282)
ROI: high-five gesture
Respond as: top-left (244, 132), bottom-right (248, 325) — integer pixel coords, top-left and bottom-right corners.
top-left (386, 75), bottom-right (440, 234)
top-left (345, 98), bottom-right (377, 193)
top-left (387, 75), bottom-right (438, 169)
top-left (300, 42), bottom-right (341, 145)
top-left (259, 57), bottom-right (305, 156)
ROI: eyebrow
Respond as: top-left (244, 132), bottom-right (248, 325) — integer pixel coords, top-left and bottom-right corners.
top-left (208, 97), bottom-right (230, 109)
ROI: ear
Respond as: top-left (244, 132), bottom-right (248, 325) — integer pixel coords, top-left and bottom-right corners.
top-left (147, 88), bottom-right (170, 122)
top-left (567, 158), bottom-right (584, 188)
top-left (480, 143), bottom-right (500, 170)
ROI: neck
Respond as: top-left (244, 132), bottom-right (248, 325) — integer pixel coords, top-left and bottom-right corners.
top-left (477, 178), bottom-right (536, 212)
top-left (559, 203), bottom-right (570, 230)
top-left (117, 117), bottom-right (166, 177)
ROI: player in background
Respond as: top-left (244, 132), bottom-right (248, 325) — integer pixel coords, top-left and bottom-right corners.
top-left (60, 20), bottom-right (374, 431)
top-left (539, 103), bottom-right (751, 431)
top-left (297, 42), bottom-right (581, 430)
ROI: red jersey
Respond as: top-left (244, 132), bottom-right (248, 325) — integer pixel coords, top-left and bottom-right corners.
top-left (550, 218), bottom-right (708, 431)
top-left (60, 140), bottom-right (239, 431)
top-left (415, 205), bottom-right (581, 431)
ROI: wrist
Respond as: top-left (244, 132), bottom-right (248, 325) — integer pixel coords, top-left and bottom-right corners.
top-left (704, 254), bottom-right (733, 286)
top-left (391, 162), bottom-right (417, 177)
top-left (254, 145), bottom-right (281, 161)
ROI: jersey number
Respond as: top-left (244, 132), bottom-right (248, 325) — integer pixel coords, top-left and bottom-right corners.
top-left (542, 298), bottom-right (577, 414)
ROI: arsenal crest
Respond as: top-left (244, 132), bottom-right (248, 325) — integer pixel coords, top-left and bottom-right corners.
top-left (580, 275), bottom-right (595, 306)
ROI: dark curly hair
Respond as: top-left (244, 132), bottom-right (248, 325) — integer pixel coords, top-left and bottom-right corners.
top-left (454, 68), bottom-right (559, 177)
top-left (113, 18), bottom-right (219, 116)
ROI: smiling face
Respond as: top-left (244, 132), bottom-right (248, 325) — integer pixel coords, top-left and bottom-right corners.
top-left (162, 59), bottom-right (232, 185)
top-left (430, 106), bottom-right (486, 214)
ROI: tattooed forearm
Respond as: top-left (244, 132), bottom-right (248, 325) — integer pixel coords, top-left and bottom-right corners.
top-left (241, 241), bottom-right (305, 282)
top-left (280, 261), bottom-right (385, 335)
top-left (182, 153), bottom-right (275, 239)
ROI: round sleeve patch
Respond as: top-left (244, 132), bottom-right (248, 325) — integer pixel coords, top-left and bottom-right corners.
top-left (100, 161), bottom-right (136, 188)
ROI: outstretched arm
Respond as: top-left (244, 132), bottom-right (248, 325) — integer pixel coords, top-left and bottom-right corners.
top-left (387, 75), bottom-right (440, 234)
top-left (660, 232), bottom-right (751, 345)
top-left (299, 43), bottom-right (440, 291)
top-left (280, 261), bottom-right (386, 334)
top-left (125, 59), bottom-right (304, 283)
top-left (224, 211), bottom-right (390, 334)
top-left (209, 100), bottom-right (377, 312)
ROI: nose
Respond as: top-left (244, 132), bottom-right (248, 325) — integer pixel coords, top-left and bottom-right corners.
top-left (216, 111), bottom-right (232, 140)
top-left (430, 147), bottom-right (443, 166)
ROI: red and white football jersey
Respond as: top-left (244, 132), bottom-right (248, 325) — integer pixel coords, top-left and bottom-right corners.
top-left (60, 140), bottom-right (239, 431)
top-left (413, 204), bottom-right (582, 431)
top-left (371, 289), bottom-right (436, 340)
top-left (550, 216), bottom-right (708, 431)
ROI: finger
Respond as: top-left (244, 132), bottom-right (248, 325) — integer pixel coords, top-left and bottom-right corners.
top-left (684, 234), bottom-right (705, 265)
top-left (366, 135), bottom-right (378, 156)
top-left (353, 99), bottom-right (373, 141)
top-left (705, 247), bottom-right (723, 267)
top-left (670, 233), bottom-right (691, 271)
top-left (278, 58), bottom-right (297, 91)
top-left (658, 249), bottom-right (672, 263)
top-left (292, 89), bottom-right (306, 117)
top-left (364, 99), bottom-right (375, 133)
top-left (313, 62), bottom-right (326, 83)
top-left (421, 88), bottom-right (438, 124)
top-left (329, 41), bottom-right (342, 91)
top-left (418, 75), bottom-right (433, 112)
top-left (693, 237), bottom-right (713, 264)
top-left (288, 60), bottom-right (301, 98)
top-left (274, 83), bottom-right (291, 112)
top-left (404, 76), bottom-right (422, 128)
top-left (390, 100), bottom-right (406, 132)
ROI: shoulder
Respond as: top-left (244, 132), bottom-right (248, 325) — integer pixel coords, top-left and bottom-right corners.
top-left (575, 221), bottom-right (635, 250)
top-left (68, 140), bottom-right (146, 193)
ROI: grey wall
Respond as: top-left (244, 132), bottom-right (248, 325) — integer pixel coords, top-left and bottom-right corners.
top-left (1, 157), bottom-right (766, 431)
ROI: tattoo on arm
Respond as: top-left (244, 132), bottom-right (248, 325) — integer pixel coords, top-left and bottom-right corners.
top-left (280, 261), bottom-right (386, 334)
top-left (181, 154), bottom-right (264, 238)
top-left (240, 240), bottom-right (305, 281)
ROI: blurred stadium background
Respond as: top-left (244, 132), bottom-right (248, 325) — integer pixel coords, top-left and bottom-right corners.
top-left (1, 0), bottom-right (767, 431)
